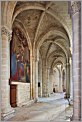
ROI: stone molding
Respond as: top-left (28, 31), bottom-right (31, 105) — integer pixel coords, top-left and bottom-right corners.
top-left (1, 26), bottom-right (12, 42)
top-left (71, 1), bottom-right (81, 15)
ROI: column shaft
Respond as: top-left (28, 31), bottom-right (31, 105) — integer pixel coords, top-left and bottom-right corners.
top-left (59, 71), bottom-right (63, 93)
top-left (35, 60), bottom-right (38, 100)
top-left (1, 27), bottom-right (14, 120)
top-left (42, 59), bottom-right (47, 97)
top-left (66, 63), bottom-right (70, 98)
top-left (71, 1), bottom-right (81, 120)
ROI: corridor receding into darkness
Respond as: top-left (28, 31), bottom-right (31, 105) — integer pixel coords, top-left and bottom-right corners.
top-left (1, 1), bottom-right (81, 121)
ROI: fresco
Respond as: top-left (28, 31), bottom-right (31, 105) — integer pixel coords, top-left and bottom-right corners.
top-left (10, 27), bottom-right (30, 83)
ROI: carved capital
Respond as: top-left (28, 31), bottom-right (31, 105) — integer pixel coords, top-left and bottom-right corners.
top-left (66, 63), bottom-right (70, 66)
top-left (1, 26), bottom-right (12, 42)
top-left (71, 1), bottom-right (81, 15)
top-left (64, 62), bottom-right (70, 67)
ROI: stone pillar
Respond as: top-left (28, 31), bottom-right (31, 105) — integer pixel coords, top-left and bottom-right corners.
top-left (59, 70), bottom-right (63, 93)
top-left (38, 59), bottom-right (42, 97)
top-left (71, 1), bottom-right (81, 120)
top-left (47, 67), bottom-right (50, 97)
top-left (66, 62), bottom-right (70, 98)
top-left (70, 58), bottom-right (73, 100)
top-left (62, 69), bottom-right (65, 91)
top-left (30, 54), bottom-right (33, 100)
top-left (49, 71), bottom-right (54, 94)
top-left (64, 69), bottom-right (66, 91)
top-left (1, 26), bottom-right (14, 120)
top-left (35, 59), bottom-right (39, 100)
top-left (32, 57), bottom-right (36, 99)
top-left (42, 59), bottom-right (47, 97)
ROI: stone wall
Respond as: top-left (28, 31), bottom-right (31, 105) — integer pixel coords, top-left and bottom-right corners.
top-left (16, 83), bottom-right (30, 106)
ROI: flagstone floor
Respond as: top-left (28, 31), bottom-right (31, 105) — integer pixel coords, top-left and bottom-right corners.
top-left (6, 93), bottom-right (73, 121)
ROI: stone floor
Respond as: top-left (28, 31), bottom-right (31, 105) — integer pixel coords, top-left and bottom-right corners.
top-left (6, 93), bottom-right (73, 121)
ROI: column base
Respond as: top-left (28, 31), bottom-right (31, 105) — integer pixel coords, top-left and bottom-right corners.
top-left (64, 93), bottom-right (70, 99)
top-left (1, 107), bottom-right (15, 121)
top-left (34, 97), bottom-right (38, 102)
top-left (42, 94), bottom-right (49, 97)
top-left (69, 99), bottom-right (73, 106)
top-left (71, 115), bottom-right (81, 121)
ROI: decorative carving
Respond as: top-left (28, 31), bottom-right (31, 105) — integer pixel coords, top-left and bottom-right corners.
top-left (1, 26), bottom-right (8, 35)
top-left (71, 1), bottom-right (81, 15)
top-left (8, 33), bottom-right (12, 42)
top-left (1, 26), bottom-right (12, 41)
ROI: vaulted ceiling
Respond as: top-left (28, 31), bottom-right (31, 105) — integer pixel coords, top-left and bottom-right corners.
top-left (11, 1), bottom-right (72, 69)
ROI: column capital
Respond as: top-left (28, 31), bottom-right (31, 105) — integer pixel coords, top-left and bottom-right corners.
top-left (35, 57), bottom-right (39, 62)
top-left (71, 1), bottom-right (81, 15)
top-left (64, 62), bottom-right (70, 67)
top-left (50, 70), bottom-right (53, 75)
top-left (47, 66), bottom-right (51, 70)
top-left (1, 26), bottom-right (12, 42)
top-left (66, 62), bottom-right (70, 66)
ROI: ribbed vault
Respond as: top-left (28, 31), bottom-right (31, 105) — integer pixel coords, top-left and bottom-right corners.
top-left (2, 0), bottom-right (72, 97)
top-left (11, 1), bottom-right (72, 71)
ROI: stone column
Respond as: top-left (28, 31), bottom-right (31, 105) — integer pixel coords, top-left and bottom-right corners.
top-left (66, 62), bottom-right (70, 98)
top-left (70, 58), bottom-right (73, 100)
top-left (59, 70), bottom-right (63, 93)
top-left (35, 59), bottom-right (39, 100)
top-left (30, 54), bottom-right (33, 100)
top-left (71, 1), bottom-right (81, 120)
top-left (49, 71), bottom-right (54, 94)
top-left (42, 59), bottom-right (47, 97)
top-left (1, 26), bottom-right (14, 120)
top-left (38, 59), bottom-right (42, 97)
top-left (64, 68), bottom-right (67, 91)
top-left (62, 69), bottom-right (65, 91)
top-left (47, 67), bottom-right (50, 97)
top-left (32, 57), bottom-right (35, 99)
top-left (64, 69), bottom-right (66, 91)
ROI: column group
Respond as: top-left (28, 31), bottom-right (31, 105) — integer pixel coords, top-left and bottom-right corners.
top-left (1, 26), bottom-right (14, 120)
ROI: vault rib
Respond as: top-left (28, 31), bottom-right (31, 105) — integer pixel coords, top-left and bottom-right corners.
top-left (34, 2), bottom-right (53, 43)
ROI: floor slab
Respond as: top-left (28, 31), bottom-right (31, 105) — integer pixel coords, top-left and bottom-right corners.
top-left (6, 93), bottom-right (73, 121)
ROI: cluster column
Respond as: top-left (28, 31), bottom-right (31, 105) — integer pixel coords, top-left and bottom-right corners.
top-left (66, 62), bottom-right (70, 98)
top-left (70, 58), bottom-right (73, 100)
top-left (42, 58), bottom-right (48, 97)
top-left (38, 59), bottom-right (42, 97)
top-left (1, 26), bottom-right (14, 120)
top-left (49, 70), bottom-right (54, 94)
top-left (35, 58), bottom-right (39, 100)
top-left (30, 52), bottom-right (33, 100)
top-left (71, 1), bottom-right (81, 120)
top-left (47, 67), bottom-right (50, 96)
top-left (59, 70), bottom-right (63, 93)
